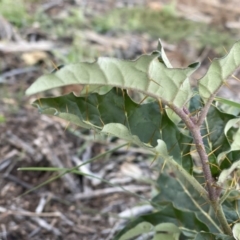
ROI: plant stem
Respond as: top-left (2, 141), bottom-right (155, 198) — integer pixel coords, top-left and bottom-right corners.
top-left (166, 103), bottom-right (232, 235)
top-left (169, 103), bottom-right (217, 201)
top-left (212, 202), bottom-right (232, 235)
top-left (167, 156), bottom-right (209, 203)
top-left (190, 125), bottom-right (217, 200)
top-left (197, 94), bottom-right (215, 126)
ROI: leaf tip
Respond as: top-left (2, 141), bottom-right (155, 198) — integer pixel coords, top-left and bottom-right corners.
top-left (157, 38), bottom-right (163, 51)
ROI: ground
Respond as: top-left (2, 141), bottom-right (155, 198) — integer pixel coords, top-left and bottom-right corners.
top-left (0, 1), bottom-right (240, 239)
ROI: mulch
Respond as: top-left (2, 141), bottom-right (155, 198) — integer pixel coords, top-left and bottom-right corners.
top-left (0, 102), bottom-right (153, 239)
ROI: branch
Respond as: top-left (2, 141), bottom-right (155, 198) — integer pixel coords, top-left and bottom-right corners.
top-left (166, 102), bottom-right (232, 235)
top-left (212, 202), bottom-right (232, 235)
top-left (165, 102), bottom-right (218, 201)
top-left (197, 94), bottom-right (215, 126)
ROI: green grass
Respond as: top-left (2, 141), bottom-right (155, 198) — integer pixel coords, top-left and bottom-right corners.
top-left (0, 114), bottom-right (6, 124)
top-left (92, 7), bottom-right (238, 53)
top-left (0, 0), bottom-right (30, 27)
top-left (1, 1), bottom-right (237, 62)
top-left (92, 8), bottom-right (193, 41)
top-left (0, 0), bottom-right (85, 35)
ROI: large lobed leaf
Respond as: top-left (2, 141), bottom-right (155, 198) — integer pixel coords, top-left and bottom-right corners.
top-left (198, 41), bottom-right (240, 103)
top-left (26, 40), bottom-right (199, 123)
top-left (114, 169), bottom-right (236, 240)
top-left (194, 232), bottom-right (234, 240)
top-left (113, 205), bottom-right (207, 240)
top-left (32, 88), bottom-right (193, 172)
top-left (152, 172), bottom-right (221, 233)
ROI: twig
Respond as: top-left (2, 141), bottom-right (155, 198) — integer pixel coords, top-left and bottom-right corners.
top-left (0, 207), bottom-right (61, 217)
top-left (44, 149), bottom-right (78, 192)
top-left (35, 195), bottom-right (48, 213)
top-left (31, 217), bottom-right (61, 236)
top-left (0, 224), bottom-right (7, 240)
top-left (72, 155), bottom-right (102, 186)
top-left (0, 206), bottom-right (73, 233)
top-left (4, 173), bottom-right (71, 207)
top-left (4, 174), bottom-right (34, 190)
top-left (0, 67), bottom-right (38, 84)
top-left (72, 185), bottom-right (150, 200)
top-left (197, 94), bottom-right (215, 126)
top-left (28, 227), bottom-right (41, 239)
top-left (6, 131), bottom-right (36, 156)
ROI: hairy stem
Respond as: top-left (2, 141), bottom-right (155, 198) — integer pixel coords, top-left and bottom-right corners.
top-left (166, 103), bottom-right (232, 235)
top-left (170, 104), bottom-right (217, 200)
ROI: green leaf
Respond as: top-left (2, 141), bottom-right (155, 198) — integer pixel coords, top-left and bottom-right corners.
top-left (198, 41), bottom-right (240, 102)
top-left (26, 40), bottom-right (199, 125)
top-left (189, 94), bottom-right (235, 176)
top-left (117, 221), bottom-right (181, 240)
top-left (215, 96), bottom-right (240, 116)
top-left (215, 96), bottom-right (240, 109)
top-left (218, 160), bottom-right (240, 187)
top-left (190, 95), bottom-right (234, 158)
top-left (157, 40), bottom-right (173, 68)
top-left (154, 223), bottom-right (181, 240)
top-left (233, 223), bottom-right (240, 240)
top-left (201, 105), bottom-right (234, 176)
top-left (218, 166), bottom-right (240, 225)
top-left (203, 106), bottom-right (234, 157)
top-left (222, 199), bottom-right (240, 225)
top-left (194, 232), bottom-right (234, 240)
top-left (114, 204), bottom-right (207, 240)
top-left (152, 172), bottom-right (221, 233)
top-left (32, 88), bottom-right (193, 172)
top-left (26, 52), bottom-right (158, 95)
top-left (218, 118), bottom-right (240, 168)
top-left (31, 90), bottom-right (208, 203)
top-left (118, 221), bottom-right (153, 240)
